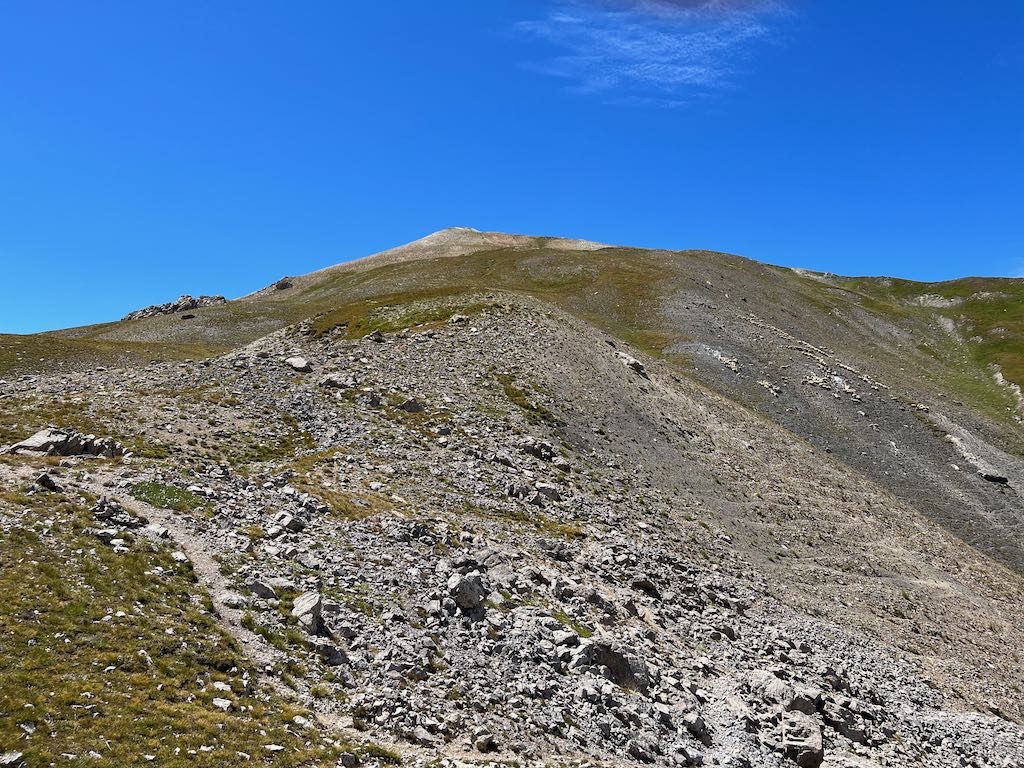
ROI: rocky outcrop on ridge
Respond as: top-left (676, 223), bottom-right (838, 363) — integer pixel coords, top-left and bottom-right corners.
top-left (122, 293), bottom-right (226, 320)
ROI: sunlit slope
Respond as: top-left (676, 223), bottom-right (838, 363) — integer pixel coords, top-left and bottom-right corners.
top-left (8, 229), bottom-right (1024, 572)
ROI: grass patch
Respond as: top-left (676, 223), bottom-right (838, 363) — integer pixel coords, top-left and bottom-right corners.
top-left (474, 504), bottom-right (585, 541)
top-left (0, 394), bottom-right (172, 460)
top-left (286, 451), bottom-right (394, 522)
top-left (362, 743), bottom-right (402, 765)
top-left (0, 497), bottom-right (342, 766)
top-left (130, 481), bottom-right (205, 512)
top-left (0, 333), bottom-right (224, 377)
top-left (329, 582), bottom-right (379, 617)
top-left (307, 291), bottom-right (489, 339)
top-left (229, 413), bottom-right (315, 466)
top-left (493, 372), bottom-right (563, 428)
top-left (552, 608), bottom-right (595, 638)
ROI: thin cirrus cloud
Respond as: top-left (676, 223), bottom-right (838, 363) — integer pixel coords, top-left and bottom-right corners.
top-left (516, 0), bottom-right (789, 106)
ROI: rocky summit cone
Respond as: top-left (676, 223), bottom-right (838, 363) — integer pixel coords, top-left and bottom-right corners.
top-left (2, 229), bottom-right (1024, 767)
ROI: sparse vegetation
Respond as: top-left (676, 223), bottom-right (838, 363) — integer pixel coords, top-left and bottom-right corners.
top-left (552, 608), bottom-right (595, 639)
top-left (0, 333), bottom-right (225, 377)
top-left (229, 413), bottom-right (315, 466)
top-left (0, 497), bottom-right (342, 766)
top-left (362, 742), bottom-right (402, 765)
top-left (130, 481), bottom-right (205, 511)
top-left (308, 291), bottom-right (490, 339)
top-left (494, 372), bottom-right (564, 428)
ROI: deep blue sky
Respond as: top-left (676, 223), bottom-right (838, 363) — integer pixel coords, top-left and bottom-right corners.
top-left (2, 1), bottom-right (1022, 333)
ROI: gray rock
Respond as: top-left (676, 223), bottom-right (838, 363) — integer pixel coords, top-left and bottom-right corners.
top-left (616, 351), bottom-right (648, 377)
top-left (534, 482), bottom-right (561, 501)
top-left (473, 731), bottom-right (496, 752)
top-left (683, 711), bottom-right (711, 747)
top-left (821, 699), bottom-right (870, 745)
top-left (219, 591), bottom-right (249, 609)
top-left (34, 471), bottom-right (61, 492)
top-left (313, 640), bottom-right (349, 666)
top-left (552, 629), bottom-right (580, 647)
top-left (92, 497), bottom-right (143, 528)
top-left (321, 373), bottom-right (356, 389)
top-left (291, 591), bottom-right (324, 635)
top-left (274, 512), bottom-right (305, 533)
top-left (285, 356), bottom-right (312, 373)
top-left (91, 528), bottom-right (120, 544)
top-left (781, 711), bottom-right (824, 767)
top-left (448, 571), bottom-right (487, 612)
top-left (572, 640), bottom-right (651, 692)
top-left (247, 580), bottom-right (278, 600)
top-left (5, 428), bottom-right (125, 458)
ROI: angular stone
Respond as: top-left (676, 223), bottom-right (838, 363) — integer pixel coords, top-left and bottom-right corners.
top-left (534, 482), bottom-right (561, 501)
top-left (247, 580), bottom-right (278, 600)
top-left (448, 571), bottom-right (487, 612)
top-left (572, 640), bottom-right (651, 692)
top-left (615, 351), bottom-right (648, 377)
top-left (7, 428), bottom-right (80, 456)
top-left (291, 591), bottom-right (324, 634)
top-left (321, 373), bottom-right (355, 389)
top-left (219, 591), bottom-right (248, 609)
top-left (34, 472), bottom-right (62, 492)
top-left (781, 711), bottom-right (824, 767)
top-left (313, 640), bottom-right (349, 666)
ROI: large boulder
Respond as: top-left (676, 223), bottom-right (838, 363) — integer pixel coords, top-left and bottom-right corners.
top-left (781, 711), bottom-right (824, 767)
top-left (570, 639), bottom-right (651, 692)
top-left (7, 428), bottom-right (83, 455)
top-left (4, 428), bottom-right (125, 458)
top-left (448, 571), bottom-right (487, 612)
top-left (292, 591), bottom-right (325, 635)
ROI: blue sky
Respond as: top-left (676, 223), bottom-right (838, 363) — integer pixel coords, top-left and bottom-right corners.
top-left (1, 1), bottom-right (1022, 333)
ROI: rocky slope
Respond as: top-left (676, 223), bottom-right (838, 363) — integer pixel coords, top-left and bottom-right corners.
top-left (2, 230), bottom-right (1024, 767)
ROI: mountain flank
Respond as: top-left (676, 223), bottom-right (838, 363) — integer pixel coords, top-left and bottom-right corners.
top-left (2, 229), bottom-right (1023, 767)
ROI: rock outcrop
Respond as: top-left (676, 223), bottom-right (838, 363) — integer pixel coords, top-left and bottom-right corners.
top-left (122, 294), bottom-right (226, 321)
top-left (3, 428), bottom-right (125, 458)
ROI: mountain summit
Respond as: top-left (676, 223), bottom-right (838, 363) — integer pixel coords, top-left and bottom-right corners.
top-left (2, 230), bottom-right (1024, 766)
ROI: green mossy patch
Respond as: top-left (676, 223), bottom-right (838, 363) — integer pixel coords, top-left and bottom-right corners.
top-left (130, 481), bottom-right (206, 512)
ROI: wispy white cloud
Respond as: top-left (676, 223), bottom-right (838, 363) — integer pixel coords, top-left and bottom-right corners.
top-left (517, 0), bottom-right (788, 106)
